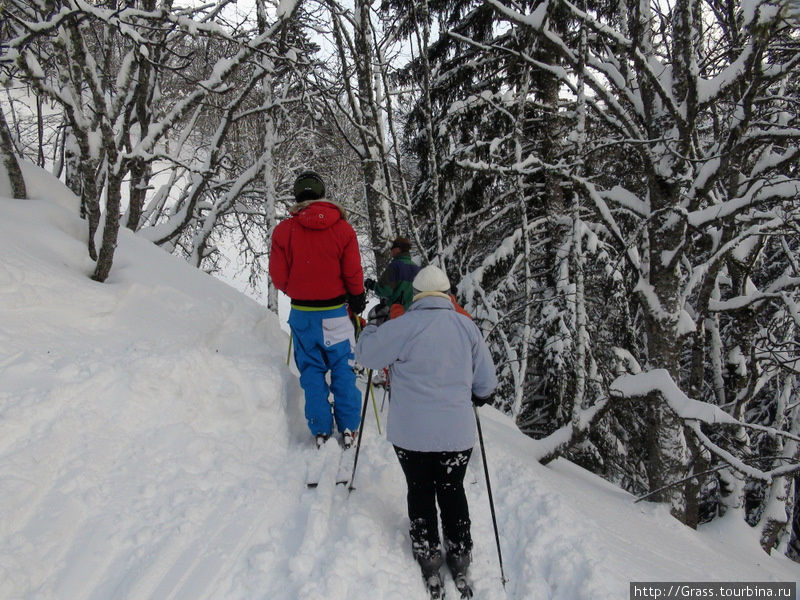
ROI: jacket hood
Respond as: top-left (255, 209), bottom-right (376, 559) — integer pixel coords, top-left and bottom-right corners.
top-left (290, 199), bottom-right (348, 230)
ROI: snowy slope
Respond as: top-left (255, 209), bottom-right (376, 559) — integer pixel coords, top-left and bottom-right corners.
top-left (0, 164), bottom-right (797, 600)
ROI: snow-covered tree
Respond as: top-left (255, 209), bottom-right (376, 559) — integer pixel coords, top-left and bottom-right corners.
top-left (477, 0), bottom-right (800, 538)
top-left (2, 0), bottom-right (299, 282)
top-left (311, 0), bottom-right (400, 273)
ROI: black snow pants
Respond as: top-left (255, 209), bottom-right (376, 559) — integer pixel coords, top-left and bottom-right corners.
top-left (393, 446), bottom-right (473, 562)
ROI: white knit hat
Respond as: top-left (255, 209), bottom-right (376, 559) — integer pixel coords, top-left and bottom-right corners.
top-left (412, 265), bottom-right (450, 293)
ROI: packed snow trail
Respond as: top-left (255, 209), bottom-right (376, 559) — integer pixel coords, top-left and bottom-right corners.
top-left (0, 165), bottom-right (797, 600)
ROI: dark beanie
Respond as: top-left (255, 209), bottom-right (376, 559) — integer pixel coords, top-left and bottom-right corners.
top-left (391, 236), bottom-right (411, 252)
top-left (293, 171), bottom-right (325, 201)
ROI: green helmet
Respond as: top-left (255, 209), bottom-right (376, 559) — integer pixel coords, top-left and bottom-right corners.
top-left (293, 171), bottom-right (325, 201)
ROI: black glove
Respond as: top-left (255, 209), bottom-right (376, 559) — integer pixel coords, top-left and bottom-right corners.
top-left (472, 393), bottom-right (491, 407)
top-left (367, 301), bottom-right (390, 327)
top-left (349, 291), bottom-right (367, 315)
top-left (364, 278), bottom-right (376, 291)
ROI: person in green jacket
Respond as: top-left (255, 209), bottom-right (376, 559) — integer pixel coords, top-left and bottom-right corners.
top-left (365, 237), bottom-right (421, 319)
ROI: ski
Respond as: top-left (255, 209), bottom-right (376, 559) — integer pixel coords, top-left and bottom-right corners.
top-left (305, 432), bottom-right (359, 488)
top-left (305, 449), bottom-right (326, 488)
top-left (305, 439), bottom-right (341, 488)
top-left (336, 445), bottom-right (356, 486)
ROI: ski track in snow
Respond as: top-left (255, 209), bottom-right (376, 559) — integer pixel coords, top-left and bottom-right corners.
top-left (1, 187), bottom-right (797, 600)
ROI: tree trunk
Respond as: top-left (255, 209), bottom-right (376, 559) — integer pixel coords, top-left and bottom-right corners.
top-left (353, 0), bottom-right (393, 272)
top-left (759, 381), bottom-right (798, 553)
top-left (81, 157), bottom-right (102, 262)
top-left (258, 0), bottom-right (280, 314)
top-left (126, 2), bottom-right (156, 232)
top-left (413, 0), bottom-right (443, 263)
top-left (534, 7), bottom-right (572, 429)
top-left (640, 179), bottom-right (692, 523)
top-left (63, 128), bottom-right (83, 200)
top-left (0, 107), bottom-right (27, 199)
top-left (127, 146), bottom-right (150, 231)
top-left (92, 170), bottom-right (123, 282)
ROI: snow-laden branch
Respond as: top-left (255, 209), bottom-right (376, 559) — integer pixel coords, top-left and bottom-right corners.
top-left (611, 369), bottom-right (800, 481)
top-left (133, 15), bottom-right (289, 158)
top-left (487, 0), bottom-right (690, 131)
top-left (613, 370), bottom-right (738, 423)
top-left (570, 175), bottom-right (643, 272)
top-left (187, 152), bottom-right (271, 267)
top-left (533, 398), bottom-right (611, 464)
top-left (681, 215), bottom-right (785, 305)
top-left (472, 4), bottom-right (649, 144)
top-left (708, 279), bottom-right (800, 313)
top-left (457, 215), bottom-right (548, 315)
top-left (687, 178), bottom-right (800, 228)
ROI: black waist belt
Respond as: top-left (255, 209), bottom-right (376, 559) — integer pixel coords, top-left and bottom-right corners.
top-left (290, 295), bottom-right (348, 308)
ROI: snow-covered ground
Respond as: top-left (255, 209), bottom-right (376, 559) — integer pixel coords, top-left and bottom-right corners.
top-left (0, 163), bottom-right (797, 600)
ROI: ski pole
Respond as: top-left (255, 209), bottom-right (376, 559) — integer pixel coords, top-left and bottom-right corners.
top-left (286, 332), bottom-right (292, 366)
top-left (348, 369), bottom-right (373, 493)
top-left (474, 406), bottom-right (507, 588)
top-left (370, 382), bottom-right (382, 434)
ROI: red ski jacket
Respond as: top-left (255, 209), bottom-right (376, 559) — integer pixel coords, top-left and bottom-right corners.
top-left (269, 200), bottom-right (364, 305)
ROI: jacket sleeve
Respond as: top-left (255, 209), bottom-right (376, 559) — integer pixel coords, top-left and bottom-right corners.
top-left (268, 222), bottom-right (289, 293)
top-left (373, 262), bottom-right (400, 302)
top-left (340, 223), bottom-right (365, 296)
top-left (470, 326), bottom-right (498, 398)
top-left (355, 321), bottom-right (407, 370)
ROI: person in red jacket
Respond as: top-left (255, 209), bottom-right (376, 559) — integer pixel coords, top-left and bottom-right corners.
top-left (269, 171), bottom-right (366, 448)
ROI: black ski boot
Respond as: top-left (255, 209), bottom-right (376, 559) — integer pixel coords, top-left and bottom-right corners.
top-left (417, 552), bottom-right (445, 599)
top-left (446, 552), bottom-right (473, 599)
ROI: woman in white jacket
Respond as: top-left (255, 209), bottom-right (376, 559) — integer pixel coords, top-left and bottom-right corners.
top-left (355, 265), bottom-right (498, 595)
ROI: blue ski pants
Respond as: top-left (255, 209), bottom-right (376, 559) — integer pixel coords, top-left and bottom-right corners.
top-left (288, 304), bottom-right (362, 436)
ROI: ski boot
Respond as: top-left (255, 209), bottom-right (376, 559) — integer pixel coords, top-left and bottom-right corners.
top-left (446, 552), bottom-right (473, 599)
top-left (417, 552), bottom-right (445, 599)
top-left (424, 571), bottom-right (445, 599)
top-left (342, 429), bottom-right (358, 450)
